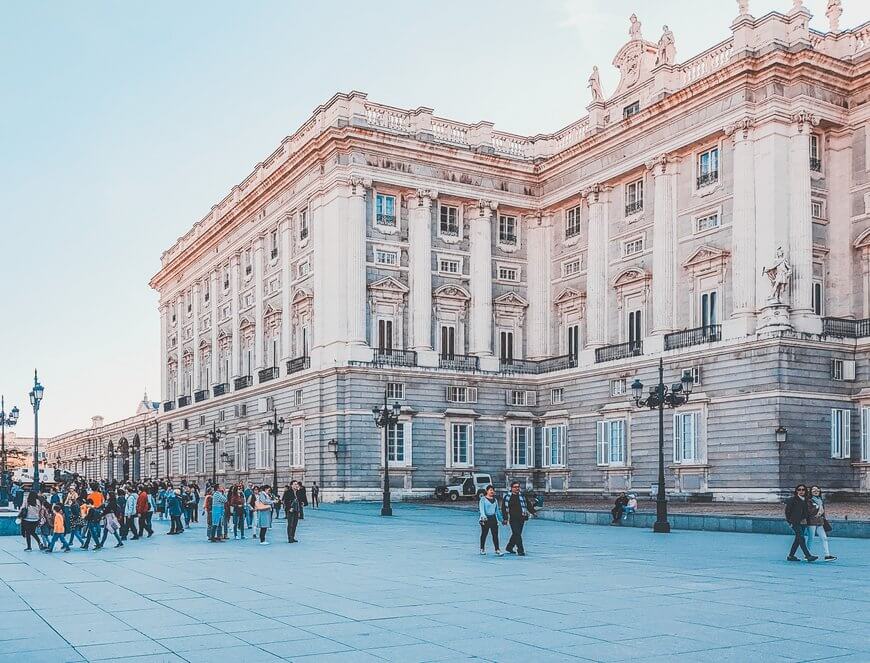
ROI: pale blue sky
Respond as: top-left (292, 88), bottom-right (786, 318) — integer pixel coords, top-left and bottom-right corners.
top-left (1, 0), bottom-right (866, 437)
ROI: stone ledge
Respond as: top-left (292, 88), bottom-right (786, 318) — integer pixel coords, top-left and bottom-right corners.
top-left (537, 508), bottom-right (870, 539)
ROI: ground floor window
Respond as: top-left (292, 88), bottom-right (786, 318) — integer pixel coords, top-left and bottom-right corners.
top-left (290, 424), bottom-right (304, 468)
top-left (597, 419), bottom-right (626, 466)
top-left (387, 421), bottom-right (410, 466)
top-left (509, 425), bottom-right (532, 468)
top-left (450, 423), bottom-right (473, 467)
top-left (673, 411), bottom-right (699, 463)
top-left (543, 424), bottom-right (567, 467)
top-left (831, 408), bottom-right (851, 459)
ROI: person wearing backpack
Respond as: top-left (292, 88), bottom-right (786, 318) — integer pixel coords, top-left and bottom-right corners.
top-left (20, 492), bottom-right (43, 551)
top-left (785, 484), bottom-right (818, 562)
top-left (81, 498), bottom-right (103, 550)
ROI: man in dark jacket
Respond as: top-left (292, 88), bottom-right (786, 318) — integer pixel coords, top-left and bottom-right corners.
top-left (501, 482), bottom-right (534, 556)
top-left (785, 484), bottom-right (817, 562)
top-left (282, 482), bottom-right (300, 543)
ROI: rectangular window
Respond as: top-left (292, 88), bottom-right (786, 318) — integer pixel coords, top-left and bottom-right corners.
top-left (254, 431), bottom-right (272, 470)
top-left (498, 215), bottom-right (517, 244)
top-left (812, 281), bottom-right (823, 316)
top-left (195, 443), bottom-right (204, 474)
top-left (290, 425), bottom-right (304, 468)
top-left (498, 266), bottom-right (518, 282)
top-left (386, 382), bottom-right (405, 400)
top-left (297, 260), bottom-right (310, 277)
top-left (700, 291), bottom-right (718, 328)
top-left (596, 419), bottom-right (626, 466)
top-left (439, 205), bottom-right (459, 236)
top-left (440, 325), bottom-right (456, 359)
top-left (550, 388), bottom-right (564, 405)
top-left (623, 101), bottom-right (640, 119)
top-left (861, 406), bottom-right (870, 461)
top-left (623, 237), bottom-right (644, 257)
top-left (499, 331), bottom-right (514, 362)
top-left (566, 206), bottom-right (582, 238)
top-left (811, 200), bottom-right (823, 219)
top-left (682, 366), bottom-right (701, 387)
top-left (610, 378), bottom-right (626, 397)
top-left (439, 258), bottom-right (460, 274)
top-left (509, 426), bottom-right (532, 468)
top-left (567, 324), bottom-right (580, 362)
top-left (270, 229), bottom-right (278, 259)
top-left (831, 408), bottom-right (851, 459)
top-left (294, 388), bottom-right (303, 406)
top-left (299, 209), bottom-right (309, 240)
top-left (563, 259), bottom-right (581, 277)
top-left (673, 411), bottom-right (699, 463)
top-left (377, 319), bottom-right (393, 353)
top-left (376, 194), bottom-right (397, 226)
top-left (387, 422), bottom-right (407, 465)
top-left (628, 309), bottom-right (642, 346)
top-left (446, 386), bottom-right (477, 403)
top-left (543, 424), bottom-right (567, 467)
top-left (451, 423), bottom-right (473, 466)
top-left (696, 212), bottom-right (720, 233)
top-left (625, 179), bottom-right (643, 216)
top-left (375, 249), bottom-right (399, 266)
top-left (810, 135), bottom-right (822, 171)
top-left (222, 266), bottom-right (230, 291)
top-left (696, 147), bottom-right (720, 188)
top-left (244, 249), bottom-right (253, 276)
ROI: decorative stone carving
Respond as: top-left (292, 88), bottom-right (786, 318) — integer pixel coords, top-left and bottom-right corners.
top-left (737, 0), bottom-right (749, 16)
top-left (655, 26), bottom-right (676, 66)
top-left (724, 117), bottom-right (753, 141)
top-left (827, 0), bottom-right (842, 32)
top-left (629, 13), bottom-right (642, 40)
top-left (792, 111), bottom-right (820, 132)
top-left (762, 247), bottom-right (792, 303)
top-left (588, 66), bottom-right (604, 102)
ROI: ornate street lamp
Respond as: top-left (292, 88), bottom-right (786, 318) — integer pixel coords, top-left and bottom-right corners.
top-left (161, 437), bottom-right (175, 481)
top-left (208, 423), bottom-right (224, 485)
top-left (29, 370), bottom-right (45, 492)
top-left (265, 410), bottom-right (285, 495)
top-left (0, 396), bottom-right (20, 500)
top-left (371, 392), bottom-right (401, 517)
top-left (630, 357), bottom-right (693, 533)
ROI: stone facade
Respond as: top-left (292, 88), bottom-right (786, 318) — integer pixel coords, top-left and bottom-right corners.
top-left (66, 5), bottom-right (870, 500)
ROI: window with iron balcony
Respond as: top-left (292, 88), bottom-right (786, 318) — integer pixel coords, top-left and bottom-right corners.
top-left (498, 215), bottom-right (517, 245)
top-left (696, 147), bottom-right (719, 188)
top-left (566, 206), bottom-right (582, 238)
top-left (440, 205), bottom-right (459, 236)
top-left (376, 193), bottom-right (397, 227)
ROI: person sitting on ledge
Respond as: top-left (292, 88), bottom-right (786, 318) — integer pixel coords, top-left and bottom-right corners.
top-left (611, 492), bottom-right (628, 524)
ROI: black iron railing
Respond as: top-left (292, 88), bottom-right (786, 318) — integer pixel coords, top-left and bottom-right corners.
top-left (270, 248), bottom-right (278, 259)
top-left (440, 225), bottom-right (459, 237)
top-left (439, 354), bottom-right (480, 372)
top-left (163, 400), bottom-right (175, 412)
top-left (566, 224), bottom-right (581, 239)
top-left (376, 213), bottom-right (396, 226)
top-left (696, 170), bottom-right (718, 188)
top-left (625, 200), bottom-right (643, 216)
top-left (535, 354), bottom-right (579, 373)
top-left (810, 158), bottom-right (822, 172)
top-left (212, 383), bottom-right (229, 397)
top-left (177, 395), bottom-right (191, 408)
top-left (499, 355), bottom-right (578, 375)
top-left (823, 317), bottom-right (870, 339)
top-left (664, 325), bottom-right (722, 351)
top-left (595, 341), bottom-right (643, 363)
top-left (259, 366), bottom-right (279, 383)
top-left (372, 348), bottom-right (417, 367)
top-left (194, 389), bottom-right (209, 403)
top-left (234, 375), bottom-right (253, 390)
top-left (286, 356), bottom-right (310, 374)
top-left (499, 233), bottom-right (517, 245)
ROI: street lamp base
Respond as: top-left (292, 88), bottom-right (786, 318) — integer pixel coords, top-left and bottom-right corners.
top-left (653, 520), bottom-right (671, 533)
top-left (380, 507), bottom-right (393, 517)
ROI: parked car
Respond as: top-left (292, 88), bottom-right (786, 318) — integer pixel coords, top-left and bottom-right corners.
top-left (435, 473), bottom-right (493, 502)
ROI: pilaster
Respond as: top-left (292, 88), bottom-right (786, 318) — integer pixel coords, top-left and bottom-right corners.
top-left (409, 189), bottom-right (436, 352)
top-left (175, 298), bottom-right (184, 398)
top-left (726, 118), bottom-right (757, 334)
top-left (254, 235), bottom-right (265, 370)
top-left (648, 155), bottom-right (678, 335)
top-left (789, 111), bottom-right (820, 333)
top-left (209, 269), bottom-right (219, 386)
top-left (192, 280), bottom-right (201, 391)
top-left (526, 210), bottom-right (552, 359)
top-left (585, 184), bottom-right (610, 348)
top-left (826, 129), bottom-right (853, 318)
top-left (470, 200), bottom-right (496, 356)
top-left (279, 215), bottom-right (292, 363)
top-left (230, 253), bottom-right (241, 379)
top-left (159, 304), bottom-right (167, 402)
top-left (347, 177), bottom-right (369, 347)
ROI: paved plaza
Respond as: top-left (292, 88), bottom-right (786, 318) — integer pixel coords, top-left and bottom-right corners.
top-left (0, 503), bottom-right (868, 663)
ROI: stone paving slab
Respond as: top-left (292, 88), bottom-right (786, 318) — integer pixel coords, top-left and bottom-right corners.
top-left (0, 502), bottom-right (868, 662)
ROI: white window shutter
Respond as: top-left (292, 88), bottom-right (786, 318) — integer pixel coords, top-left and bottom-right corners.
top-left (526, 427), bottom-right (533, 466)
top-left (844, 360), bottom-right (856, 381)
top-left (504, 389), bottom-right (512, 405)
top-left (831, 410), bottom-right (839, 458)
top-left (543, 427), bottom-right (552, 467)
top-left (527, 391), bottom-right (537, 406)
top-left (843, 409), bottom-right (851, 459)
top-left (863, 408), bottom-right (870, 462)
top-left (468, 387), bottom-right (478, 403)
top-left (596, 421), bottom-right (608, 465)
top-left (674, 413), bottom-right (683, 463)
top-left (445, 386), bottom-right (453, 402)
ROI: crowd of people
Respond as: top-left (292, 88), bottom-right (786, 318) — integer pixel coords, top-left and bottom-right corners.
top-left (11, 476), bottom-right (319, 552)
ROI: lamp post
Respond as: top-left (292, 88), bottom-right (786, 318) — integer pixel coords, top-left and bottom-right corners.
top-left (208, 423), bottom-right (224, 485)
top-left (630, 357), bottom-right (693, 534)
top-left (265, 410), bottom-right (285, 496)
top-left (29, 370), bottom-right (45, 493)
top-left (0, 396), bottom-right (20, 501)
top-left (161, 437), bottom-right (175, 481)
top-left (371, 392), bottom-right (401, 517)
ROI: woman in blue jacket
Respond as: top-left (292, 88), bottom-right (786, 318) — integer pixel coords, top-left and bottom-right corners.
top-left (478, 485), bottom-right (503, 556)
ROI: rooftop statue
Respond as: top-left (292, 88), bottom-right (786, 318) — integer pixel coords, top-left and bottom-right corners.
top-left (655, 25), bottom-right (676, 66)
top-left (629, 13), bottom-right (642, 40)
top-left (588, 65), bottom-right (604, 102)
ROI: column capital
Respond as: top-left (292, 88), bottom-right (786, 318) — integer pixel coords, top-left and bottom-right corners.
top-left (475, 199), bottom-right (498, 219)
top-left (192, 280), bottom-right (201, 292)
top-left (230, 252), bottom-right (241, 267)
top-left (253, 235), bottom-right (265, 252)
top-left (413, 188), bottom-right (438, 207)
top-left (724, 116), bottom-right (754, 141)
top-left (581, 183), bottom-right (612, 203)
top-left (349, 175), bottom-right (372, 196)
top-left (644, 154), bottom-right (679, 176)
top-left (792, 110), bottom-right (820, 132)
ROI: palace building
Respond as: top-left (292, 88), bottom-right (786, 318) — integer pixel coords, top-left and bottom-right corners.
top-left (56, 3), bottom-right (870, 500)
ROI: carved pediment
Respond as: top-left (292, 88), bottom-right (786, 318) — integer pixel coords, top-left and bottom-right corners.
top-left (292, 287), bottom-right (314, 305)
top-left (493, 292), bottom-right (528, 308)
top-left (682, 245), bottom-right (730, 272)
top-left (198, 338), bottom-right (211, 350)
top-left (239, 316), bottom-right (254, 329)
top-left (612, 267), bottom-right (651, 288)
top-left (611, 39), bottom-right (658, 97)
top-left (369, 276), bottom-right (409, 294)
top-left (854, 228), bottom-right (870, 250)
top-left (433, 284), bottom-right (471, 301)
top-left (554, 287), bottom-right (585, 306)
top-left (264, 303), bottom-right (282, 318)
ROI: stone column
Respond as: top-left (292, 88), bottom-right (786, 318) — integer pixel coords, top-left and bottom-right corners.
top-left (727, 118), bottom-right (757, 331)
top-left (175, 298), bottom-right (184, 397)
top-left (789, 111), bottom-right (819, 332)
top-left (192, 280), bottom-right (201, 391)
top-left (209, 269), bottom-right (219, 386)
top-left (159, 304), bottom-right (167, 402)
top-left (409, 189), bottom-right (436, 352)
top-left (347, 177), bottom-right (369, 347)
top-left (648, 156), bottom-right (677, 334)
top-left (470, 200), bottom-right (496, 356)
top-left (526, 210), bottom-right (552, 359)
top-left (585, 185), bottom-right (610, 348)
top-left (279, 215), bottom-right (292, 363)
top-left (254, 236), bottom-right (265, 370)
top-left (230, 253), bottom-right (241, 379)
top-left (825, 130), bottom-right (853, 318)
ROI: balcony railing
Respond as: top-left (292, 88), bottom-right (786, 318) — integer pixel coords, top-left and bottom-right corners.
top-left (664, 324), bottom-right (722, 351)
top-left (372, 348), bottom-right (417, 367)
top-left (259, 366), bottom-right (279, 383)
top-left (440, 225), bottom-right (459, 237)
top-left (499, 234), bottom-right (517, 245)
top-left (376, 213), bottom-right (396, 226)
top-left (625, 200), bottom-right (643, 216)
top-left (595, 341), bottom-right (643, 364)
top-left (194, 389), bottom-right (209, 403)
top-left (810, 158), bottom-right (822, 172)
top-left (696, 171), bottom-right (719, 188)
top-left (439, 354), bottom-right (480, 372)
top-left (212, 383), bottom-right (229, 397)
top-left (234, 375), bottom-right (253, 391)
top-left (822, 317), bottom-right (870, 339)
top-left (286, 356), bottom-right (310, 374)
top-left (163, 400), bottom-right (175, 412)
top-left (499, 355), bottom-right (578, 375)
top-left (177, 395), bottom-right (191, 408)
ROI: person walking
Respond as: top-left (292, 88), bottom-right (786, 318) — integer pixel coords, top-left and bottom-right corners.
top-left (190, 484), bottom-right (200, 524)
top-left (311, 481), bottom-right (319, 508)
top-left (210, 485), bottom-right (227, 542)
top-left (100, 495), bottom-right (124, 548)
top-left (137, 486), bottom-right (153, 537)
top-left (20, 491), bottom-right (43, 551)
top-left (785, 484), bottom-right (818, 562)
top-left (502, 481), bottom-right (533, 556)
top-left (44, 504), bottom-right (71, 553)
top-left (228, 485), bottom-right (245, 540)
top-left (166, 489), bottom-right (184, 534)
top-left (806, 485), bottom-right (837, 561)
top-left (81, 498), bottom-right (103, 550)
top-left (65, 494), bottom-right (87, 548)
top-left (282, 482), bottom-right (300, 543)
top-left (296, 482), bottom-right (308, 520)
top-left (478, 485), bottom-right (503, 556)
top-left (245, 485), bottom-right (256, 534)
top-left (122, 489), bottom-right (140, 540)
top-left (11, 483), bottom-right (24, 510)
top-left (255, 485), bottom-right (275, 545)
